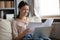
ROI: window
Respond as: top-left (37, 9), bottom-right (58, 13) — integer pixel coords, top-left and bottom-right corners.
top-left (34, 0), bottom-right (59, 18)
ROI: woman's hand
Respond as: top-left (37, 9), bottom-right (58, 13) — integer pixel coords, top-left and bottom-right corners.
top-left (16, 28), bottom-right (31, 40)
top-left (23, 28), bottom-right (31, 35)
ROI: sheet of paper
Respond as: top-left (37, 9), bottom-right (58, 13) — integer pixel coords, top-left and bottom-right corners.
top-left (27, 18), bottom-right (54, 33)
top-left (42, 18), bottom-right (54, 26)
top-left (27, 22), bottom-right (42, 34)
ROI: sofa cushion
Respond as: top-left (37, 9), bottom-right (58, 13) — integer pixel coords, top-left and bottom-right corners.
top-left (0, 19), bottom-right (12, 40)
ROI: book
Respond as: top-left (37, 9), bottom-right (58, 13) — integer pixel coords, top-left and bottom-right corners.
top-left (0, 1), bottom-right (5, 8)
top-left (0, 11), bottom-right (4, 18)
top-left (6, 14), bottom-right (14, 20)
top-left (5, 1), bottom-right (12, 8)
top-left (11, 1), bottom-right (14, 8)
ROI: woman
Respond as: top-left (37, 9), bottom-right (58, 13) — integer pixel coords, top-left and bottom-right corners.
top-left (12, 1), bottom-right (31, 40)
top-left (12, 1), bottom-right (51, 40)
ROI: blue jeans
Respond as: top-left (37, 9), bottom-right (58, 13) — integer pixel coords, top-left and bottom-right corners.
top-left (21, 34), bottom-right (32, 40)
top-left (21, 34), bottom-right (51, 40)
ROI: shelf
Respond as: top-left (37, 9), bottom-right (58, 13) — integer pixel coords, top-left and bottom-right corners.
top-left (0, 0), bottom-right (14, 1)
top-left (0, 0), bottom-right (16, 19)
top-left (0, 8), bottom-right (15, 10)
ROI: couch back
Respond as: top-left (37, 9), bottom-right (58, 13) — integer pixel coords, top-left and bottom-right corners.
top-left (0, 19), bottom-right (12, 40)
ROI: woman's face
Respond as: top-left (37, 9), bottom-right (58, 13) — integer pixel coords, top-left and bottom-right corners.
top-left (19, 5), bottom-right (29, 17)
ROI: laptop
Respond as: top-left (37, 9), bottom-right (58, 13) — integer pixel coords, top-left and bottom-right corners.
top-left (33, 27), bottom-right (52, 38)
top-left (27, 18), bottom-right (54, 38)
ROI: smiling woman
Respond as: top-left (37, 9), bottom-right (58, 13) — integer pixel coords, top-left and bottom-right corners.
top-left (12, 1), bottom-right (31, 40)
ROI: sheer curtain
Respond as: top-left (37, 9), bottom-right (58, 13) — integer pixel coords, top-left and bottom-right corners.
top-left (34, 0), bottom-right (59, 17)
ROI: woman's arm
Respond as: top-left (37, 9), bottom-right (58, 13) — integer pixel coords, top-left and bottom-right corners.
top-left (12, 20), bottom-right (18, 40)
top-left (12, 20), bottom-right (30, 40)
top-left (15, 28), bottom-right (30, 40)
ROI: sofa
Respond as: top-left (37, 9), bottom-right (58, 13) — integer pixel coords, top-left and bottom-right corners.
top-left (0, 19), bottom-right (12, 40)
top-left (0, 18), bottom-right (53, 40)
